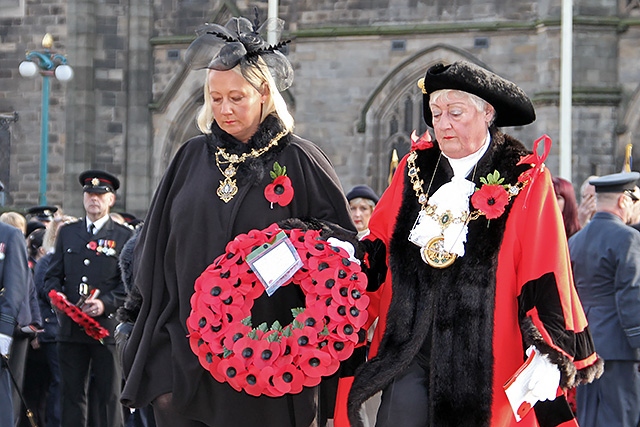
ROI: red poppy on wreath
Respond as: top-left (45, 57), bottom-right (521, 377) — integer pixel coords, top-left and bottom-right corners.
top-left (471, 170), bottom-right (511, 219)
top-left (264, 162), bottom-right (294, 208)
top-left (186, 223), bottom-right (369, 397)
top-left (48, 290), bottom-right (110, 341)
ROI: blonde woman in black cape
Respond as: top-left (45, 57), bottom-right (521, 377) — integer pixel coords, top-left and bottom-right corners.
top-left (119, 14), bottom-right (355, 427)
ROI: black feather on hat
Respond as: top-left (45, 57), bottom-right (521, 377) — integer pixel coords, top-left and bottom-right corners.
top-left (419, 61), bottom-right (536, 128)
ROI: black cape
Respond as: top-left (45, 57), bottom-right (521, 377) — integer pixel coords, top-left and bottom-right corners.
top-left (121, 116), bottom-right (354, 426)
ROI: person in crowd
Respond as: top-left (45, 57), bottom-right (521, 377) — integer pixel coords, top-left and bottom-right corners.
top-left (0, 212), bottom-right (27, 236)
top-left (44, 170), bottom-right (133, 427)
top-left (343, 61), bottom-right (603, 427)
top-left (20, 223), bottom-right (62, 427)
top-left (568, 172), bottom-right (640, 427)
top-left (346, 185), bottom-right (379, 239)
top-left (18, 227), bottom-right (48, 427)
top-left (119, 14), bottom-right (355, 427)
top-left (552, 176), bottom-right (581, 238)
top-left (0, 212), bottom-right (42, 425)
top-left (0, 220), bottom-right (30, 427)
top-left (551, 176), bottom-right (582, 415)
top-left (577, 175), bottom-right (598, 228)
top-left (626, 184), bottom-right (640, 227)
top-left (25, 206), bottom-right (58, 230)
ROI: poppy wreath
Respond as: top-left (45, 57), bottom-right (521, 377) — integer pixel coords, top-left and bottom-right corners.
top-left (48, 290), bottom-right (110, 341)
top-left (187, 223), bottom-right (369, 397)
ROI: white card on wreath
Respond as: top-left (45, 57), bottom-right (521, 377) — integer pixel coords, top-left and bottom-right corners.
top-left (246, 231), bottom-right (303, 296)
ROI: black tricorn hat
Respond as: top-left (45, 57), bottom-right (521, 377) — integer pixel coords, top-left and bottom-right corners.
top-left (419, 61), bottom-right (536, 128)
top-left (79, 170), bottom-right (120, 194)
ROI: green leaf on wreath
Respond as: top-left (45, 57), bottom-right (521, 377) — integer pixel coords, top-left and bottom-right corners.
top-left (241, 316), bottom-right (252, 326)
top-left (248, 329), bottom-right (259, 339)
top-left (292, 319), bottom-right (304, 329)
top-left (282, 325), bottom-right (293, 337)
top-left (256, 322), bottom-right (269, 333)
top-left (271, 320), bottom-right (283, 331)
top-left (319, 325), bottom-right (330, 336)
top-left (291, 307), bottom-right (305, 317)
top-left (223, 347), bottom-right (233, 358)
top-left (266, 332), bottom-right (280, 343)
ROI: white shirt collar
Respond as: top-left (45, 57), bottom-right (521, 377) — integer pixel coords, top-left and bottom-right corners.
top-left (443, 130), bottom-right (491, 178)
top-left (86, 214), bottom-right (109, 233)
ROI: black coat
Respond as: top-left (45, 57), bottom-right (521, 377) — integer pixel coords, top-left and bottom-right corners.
top-left (34, 253), bottom-right (58, 343)
top-left (120, 116), bottom-right (355, 426)
top-left (0, 222), bottom-right (29, 337)
top-left (44, 217), bottom-right (133, 344)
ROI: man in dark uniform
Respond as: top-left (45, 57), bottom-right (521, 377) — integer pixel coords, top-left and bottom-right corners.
top-left (568, 171), bottom-right (640, 427)
top-left (45, 170), bottom-right (133, 427)
top-left (0, 221), bottom-right (30, 427)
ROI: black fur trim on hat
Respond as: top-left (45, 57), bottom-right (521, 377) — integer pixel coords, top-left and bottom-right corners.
top-left (422, 61), bottom-right (536, 128)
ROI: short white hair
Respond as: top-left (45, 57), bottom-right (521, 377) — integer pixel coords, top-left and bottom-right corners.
top-left (429, 89), bottom-right (496, 125)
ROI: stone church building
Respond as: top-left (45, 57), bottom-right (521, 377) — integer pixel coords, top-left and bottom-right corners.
top-left (2, 0), bottom-right (640, 218)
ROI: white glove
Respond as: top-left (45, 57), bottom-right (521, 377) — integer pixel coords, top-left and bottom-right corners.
top-left (327, 238), bottom-right (361, 265)
top-left (0, 332), bottom-right (13, 357)
top-left (525, 346), bottom-right (560, 402)
top-left (327, 237), bottom-right (360, 265)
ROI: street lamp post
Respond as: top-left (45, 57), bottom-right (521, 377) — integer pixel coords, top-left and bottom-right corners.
top-left (19, 33), bottom-right (73, 205)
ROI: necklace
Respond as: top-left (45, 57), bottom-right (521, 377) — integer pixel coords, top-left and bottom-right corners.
top-left (406, 150), bottom-right (526, 268)
top-left (214, 130), bottom-right (288, 203)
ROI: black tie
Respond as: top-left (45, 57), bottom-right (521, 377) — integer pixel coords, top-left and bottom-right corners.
top-left (88, 224), bottom-right (96, 235)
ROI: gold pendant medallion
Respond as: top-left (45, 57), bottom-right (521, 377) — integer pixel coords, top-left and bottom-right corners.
top-left (421, 235), bottom-right (457, 268)
top-left (217, 177), bottom-right (238, 203)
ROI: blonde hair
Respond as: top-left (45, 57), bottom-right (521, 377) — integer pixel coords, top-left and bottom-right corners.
top-left (0, 211), bottom-right (27, 235)
top-left (197, 59), bottom-right (294, 135)
top-left (430, 89), bottom-right (496, 125)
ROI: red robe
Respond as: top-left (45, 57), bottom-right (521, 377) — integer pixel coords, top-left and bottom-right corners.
top-left (336, 131), bottom-right (602, 427)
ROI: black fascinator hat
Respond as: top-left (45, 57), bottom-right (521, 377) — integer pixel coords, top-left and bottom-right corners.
top-left (419, 61), bottom-right (535, 128)
top-left (186, 11), bottom-right (293, 92)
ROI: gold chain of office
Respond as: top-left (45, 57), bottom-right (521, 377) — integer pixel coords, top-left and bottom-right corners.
top-left (406, 150), bottom-right (527, 268)
top-left (214, 130), bottom-right (289, 203)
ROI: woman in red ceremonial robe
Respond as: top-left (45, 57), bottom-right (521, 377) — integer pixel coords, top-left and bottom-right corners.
top-left (336, 61), bottom-right (603, 427)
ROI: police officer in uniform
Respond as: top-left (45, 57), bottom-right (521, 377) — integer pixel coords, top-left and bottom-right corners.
top-left (45, 170), bottom-right (133, 427)
top-left (569, 171), bottom-right (640, 427)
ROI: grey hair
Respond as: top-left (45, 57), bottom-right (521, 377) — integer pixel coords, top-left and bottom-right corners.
top-left (429, 89), bottom-right (496, 125)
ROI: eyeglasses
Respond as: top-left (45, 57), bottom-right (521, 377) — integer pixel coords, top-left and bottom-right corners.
top-left (624, 189), bottom-right (639, 203)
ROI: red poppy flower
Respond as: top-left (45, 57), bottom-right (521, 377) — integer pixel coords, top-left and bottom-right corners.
top-left (326, 336), bottom-right (355, 361)
top-left (243, 365), bottom-right (273, 397)
top-left (471, 184), bottom-right (510, 219)
top-left (264, 175), bottom-right (294, 207)
top-left (217, 357), bottom-right (247, 392)
top-left (272, 364), bottom-right (305, 395)
top-left (294, 305), bottom-right (326, 334)
top-left (298, 349), bottom-right (333, 380)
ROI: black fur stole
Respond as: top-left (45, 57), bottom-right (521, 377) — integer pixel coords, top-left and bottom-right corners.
top-left (207, 114), bottom-right (290, 186)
